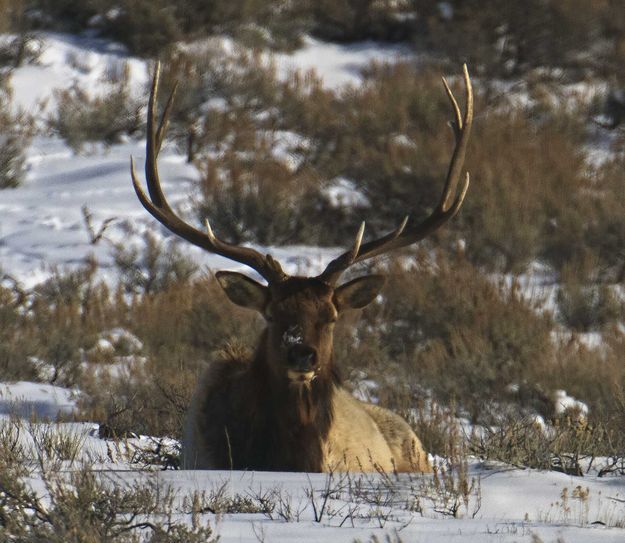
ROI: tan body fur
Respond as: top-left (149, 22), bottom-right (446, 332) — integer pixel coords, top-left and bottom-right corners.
top-left (325, 388), bottom-right (430, 472)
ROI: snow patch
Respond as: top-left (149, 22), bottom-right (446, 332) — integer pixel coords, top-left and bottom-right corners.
top-left (0, 381), bottom-right (77, 420)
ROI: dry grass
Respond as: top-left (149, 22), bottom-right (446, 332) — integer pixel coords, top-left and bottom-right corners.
top-left (336, 253), bottom-right (556, 423)
top-left (48, 63), bottom-right (142, 152)
top-left (0, 420), bottom-right (217, 542)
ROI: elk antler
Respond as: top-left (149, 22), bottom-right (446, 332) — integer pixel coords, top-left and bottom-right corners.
top-left (130, 62), bottom-right (287, 283)
top-left (319, 64), bottom-right (473, 285)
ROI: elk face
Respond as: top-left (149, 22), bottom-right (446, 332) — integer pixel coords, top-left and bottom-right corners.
top-left (216, 272), bottom-right (385, 384)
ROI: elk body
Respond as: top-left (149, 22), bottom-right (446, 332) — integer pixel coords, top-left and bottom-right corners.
top-left (131, 64), bottom-right (473, 472)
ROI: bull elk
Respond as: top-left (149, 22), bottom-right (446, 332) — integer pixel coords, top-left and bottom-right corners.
top-left (131, 63), bottom-right (473, 472)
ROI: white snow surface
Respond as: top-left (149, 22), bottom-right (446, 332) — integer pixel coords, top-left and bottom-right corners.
top-left (274, 36), bottom-right (413, 89)
top-left (1, 384), bottom-right (624, 542)
top-left (6, 417), bottom-right (625, 543)
top-left (0, 381), bottom-right (77, 419)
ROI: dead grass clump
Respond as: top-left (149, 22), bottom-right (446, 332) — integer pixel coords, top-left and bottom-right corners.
top-left (340, 253), bottom-right (555, 422)
top-left (0, 82), bottom-right (34, 188)
top-left (49, 64), bottom-right (142, 152)
top-left (462, 107), bottom-right (587, 273)
top-left (78, 276), bottom-right (259, 438)
top-left (556, 255), bottom-right (623, 332)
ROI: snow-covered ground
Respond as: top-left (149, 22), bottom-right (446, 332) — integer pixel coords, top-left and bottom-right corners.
top-left (1, 32), bottom-right (624, 543)
top-left (0, 382), bottom-right (622, 541)
top-left (0, 380), bottom-right (77, 419)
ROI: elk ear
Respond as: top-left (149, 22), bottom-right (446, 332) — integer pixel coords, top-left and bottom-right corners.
top-left (215, 271), bottom-right (268, 312)
top-left (334, 275), bottom-right (386, 311)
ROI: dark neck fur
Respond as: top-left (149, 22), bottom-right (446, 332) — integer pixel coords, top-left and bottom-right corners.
top-left (239, 331), bottom-right (340, 471)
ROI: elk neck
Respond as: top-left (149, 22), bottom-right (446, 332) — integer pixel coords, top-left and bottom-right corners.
top-left (252, 329), bottom-right (341, 426)
top-left (237, 330), bottom-right (339, 470)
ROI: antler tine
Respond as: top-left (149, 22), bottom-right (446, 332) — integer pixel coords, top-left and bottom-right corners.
top-left (143, 62), bottom-right (171, 213)
top-left (319, 65), bottom-right (473, 285)
top-left (131, 63), bottom-right (286, 284)
top-left (439, 64), bottom-right (472, 212)
top-left (156, 80), bottom-right (178, 154)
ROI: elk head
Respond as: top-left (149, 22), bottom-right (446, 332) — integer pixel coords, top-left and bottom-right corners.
top-left (131, 63), bottom-right (473, 386)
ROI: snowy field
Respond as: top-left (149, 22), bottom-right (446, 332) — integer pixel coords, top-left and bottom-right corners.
top-left (1, 32), bottom-right (624, 542)
top-left (2, 385), bottom-right (625, 543)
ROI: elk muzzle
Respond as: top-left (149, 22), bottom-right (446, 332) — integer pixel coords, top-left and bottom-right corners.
top-left (286, 344), bottom-right (318, 383)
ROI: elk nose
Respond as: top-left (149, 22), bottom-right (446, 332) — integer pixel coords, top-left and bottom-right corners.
top-left (287, 345), bottom-right (317, 372)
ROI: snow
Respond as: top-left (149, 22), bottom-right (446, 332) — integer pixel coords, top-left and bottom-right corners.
top-left (7, 32), bottom-right (148, 115)
top-left (0, 379), bottom-right (621, 542)
top-left (4, 415), bottom-right (625, 543)
top-left (323, 177), bottom-right (371, 209)
top-left (0, 381), bottom-right (77, 419)
top-left (554, 390), bottom-right (589, 418)
top-left (274, 36), bottom-right (413, 89)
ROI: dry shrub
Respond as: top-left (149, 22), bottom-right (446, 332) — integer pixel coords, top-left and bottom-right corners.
top-left (314, 64), bottom-right (455, 233)
top-left (0, 82), bottom-right (34, 188)
top-left (0, 457), bottom-right (216, 542)
top-left (548, 334), bottom-right (625, 427)
top-left (469, 414), bottom-right (612, 475)
top-left (310, 0), bottom-right (415, 42)
top-left (0, 277), bottom-right (38, 381)
top-left (157, 58), bottom-right (475, 247)
top-left (414, 0), bottom-right (612, 77)
top-left (0, 0), bottom-right (27, 34)
top-left (556, 254), bottom-right (623, 332)
top-left (0, 259), bottom-right (123, 385)
top-left (112, 231), bottom-right (197, 295)
top-left (581, 150), bottom-right (625, 277)
top-left (0, 240), bottom-right (259, 438)
top-left (29, 260), bottom-right (123, 385)
top-left (462, 106), bottom-right (587, 273)
top-left (154, 49), bottom-right (217, 163)
top-left (27, 0), bottom-right (102, 32)
top-left (406, 401), bottom-right (465, 458)
top-left (49, 64), bottom-right (142, 152)
top-left (158, 47), bottom-right (307, 156)
top-left (101, 0), bottom-right (181, 57)
top-left (79, 277), bottom-right (260, 438)
top-left (197, 120), bottom-right (321, 245)
top-left (157, 51), bottom-right (625, 288)
top-left (156, 48), bottom-right (337, 244)
top-left (335, 252), bottom-right (556, 423)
